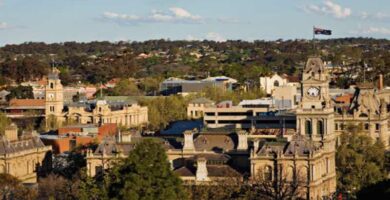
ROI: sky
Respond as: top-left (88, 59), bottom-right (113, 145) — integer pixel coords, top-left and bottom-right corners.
top-left (0, 0), bottom-right (389, 45)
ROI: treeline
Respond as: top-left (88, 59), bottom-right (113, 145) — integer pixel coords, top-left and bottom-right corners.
top-left (0, 38), bottom-right (389, 88)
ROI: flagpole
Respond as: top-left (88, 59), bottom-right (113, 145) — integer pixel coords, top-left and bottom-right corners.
top-left (312, 26), bottom-right (316, 55)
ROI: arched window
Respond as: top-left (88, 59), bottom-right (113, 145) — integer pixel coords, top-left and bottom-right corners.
top-left (264, 166), bottom-right (273, 181)
top-left (274, 80), bottom-right (280, 87)
top-left (286, 166), bottom-right (295, 181)
top-left (305, 120), bottom-right (312, 136)
top-left (317, 120), bottom-right (324, 136)
top-left (50, 82), bottom-right (54, 89)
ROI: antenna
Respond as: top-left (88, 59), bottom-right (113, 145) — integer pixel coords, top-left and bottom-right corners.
top-left (363, 62), bottom-right (366, 83)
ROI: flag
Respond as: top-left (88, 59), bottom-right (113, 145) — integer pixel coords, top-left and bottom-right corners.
top-left (314, 27), bottom-right (332, 35)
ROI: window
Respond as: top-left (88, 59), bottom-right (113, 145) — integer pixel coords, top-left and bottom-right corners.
top-left (50, 106), bottom-right (55, 112)
top-left (376, 123), bottom-right (380, 131)
top-left (335, 123), bottom-right (338, 131)
top-left (274, 80), bottom-right (279, 87)
top-left (264, 166), bottom-right (273, 181)
top-left (317, 120), bottom-right (324, 135)
top-left (50, 82), bottom-right (54, 89)
top-left (305, 120), bottom-right (312, 136)
top-left (364, 123), bottom-right (369, 130)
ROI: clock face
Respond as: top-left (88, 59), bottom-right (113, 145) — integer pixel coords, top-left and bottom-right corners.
top-left (307, 87), bottom-right (320, 97)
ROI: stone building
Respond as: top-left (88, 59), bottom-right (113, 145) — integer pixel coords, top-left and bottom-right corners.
top-left (260, 73), bottom-right (300, 95)
top-left (251, 57), bottom-right (337, 199)
top-left (44, 67), bottom-right (148, 128)
top-left (0, 124), bottom-right (52, 183)
top-left (333, 83), bottom-right (390, 148)
top-left (187, 97), bottom-right (215, 119)
top-left (86, 57), bottom-right (337, 199)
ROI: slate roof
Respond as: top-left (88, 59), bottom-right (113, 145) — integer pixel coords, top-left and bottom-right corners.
top-left (257, 135), bottom-right (320, 157)
top-left (174, 164), bottom-right (242, 177)
top-left (0, 134), bottom-right (46, 155)
top-left (350, 87), bottom-right (382, 115)
top-left (194, 133), bottom-right (237, 152)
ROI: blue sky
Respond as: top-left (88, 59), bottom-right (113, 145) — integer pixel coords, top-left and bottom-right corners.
top-left (0, 0), bottom-right (389, 45)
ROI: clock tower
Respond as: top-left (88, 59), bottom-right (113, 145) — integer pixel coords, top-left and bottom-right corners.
top-left (296, 57), bottom-right (335, 145)
top-left (45, 67), bottom-right (64, 122)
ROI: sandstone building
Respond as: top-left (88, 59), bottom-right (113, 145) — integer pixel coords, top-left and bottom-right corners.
top-left (44, 67), bottom-right (148, 128)
top-left (0, 124), bottom-right (51, 183)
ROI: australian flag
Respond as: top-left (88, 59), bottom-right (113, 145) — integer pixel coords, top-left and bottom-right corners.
top-left (314, 27), bottom-right (332, 35)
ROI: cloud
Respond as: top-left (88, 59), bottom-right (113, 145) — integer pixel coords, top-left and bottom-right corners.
top-left (206, 32), bottom-right (226, 42)
top-left (361, 27), bottom-right (390, 35)
top-left (102, 7), bottom-right (202, 25)
top-left (359, 11), bottom-right (390, 21)
top-left (0, 22), bottom-right (9, 30)
top-left (185, 35), bottom-right (199, 41)
top-left (303, 0), bottom-right (351, 19)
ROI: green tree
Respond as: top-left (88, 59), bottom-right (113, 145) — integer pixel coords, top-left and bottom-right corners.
top-left (6, 85), bottom-right (34, 100)
top-left (106, 139), bottom-right (186, 200)
top-left (112, 79), bottom-right (141, 96)
top-left (336, 124), bottom-right (387, 198)
top-left (0, 173), bottom-right (37, 200)
top-left (0, 112), bottom-right (11, 135)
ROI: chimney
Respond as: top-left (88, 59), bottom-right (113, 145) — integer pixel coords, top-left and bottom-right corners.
top-left (378, 74), bottom-right (384, 90)
top-left (196, 157), bottom-right (209, 181)
top-left (253, 139), bottom-right (260, 153)
top-left (4, 123), bottom-right (18, 142)
top-left (117, 130), bottom-right (132, 143)
top-left (183, 130), bottom-right (195, 151)
top-left (237, 130), bottom-right (248, 150)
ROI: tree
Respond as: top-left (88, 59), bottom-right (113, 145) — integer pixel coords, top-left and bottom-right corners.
top-left (38, 173), bottom-right (79, 200)
top-left (106, 139), bottom-right (186, 200)
top-left (0, 112), bottom-right (11, 135)
top-left (244, 168), bottom-right (306, 200)
top-left (6, 85), bottom-right (34, 101)
top-left (112, 79), bottom-right (141, 96)
top-left (185, 178), bottom-right (244, 200)
top-left (0, 173), bottom-right (36, 200)
top-left (336, 124), bottom-right (387, 198)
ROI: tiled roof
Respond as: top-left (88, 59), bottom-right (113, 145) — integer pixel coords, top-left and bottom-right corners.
top-left (8, 99), bottom-right (45, 108)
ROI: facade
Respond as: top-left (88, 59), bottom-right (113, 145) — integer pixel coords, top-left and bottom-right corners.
top-left (187, 97), bottom-right (215, 119)
top-left (333, 83), bottom-right (389, 148)
top-left (272, 85), bottom-right (299, 109)
top-left (0, 124), bottom-right (52, 183)
top-left (260, 73), bottom-right (299, 95)
top-left (44, 68), bottom-right (148, 128)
